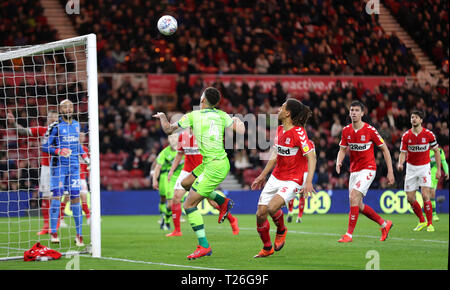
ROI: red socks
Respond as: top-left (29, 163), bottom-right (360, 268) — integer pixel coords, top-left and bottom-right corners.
top-left (361, 204), bottom-right (384, 226)
top-left (172, 203), bottom-right (182, 232)
top-left (271, 209), bottom-right (286, 234)
top-left (298, 196), bottom-right (305, 218)
top-left (411, 200), bottom-right (425, 223)
top-left (41, 199), bottom-right (49, 228)
top-left (257, 219), bottom-right (272, 248)
top-left (347, 206), bottom-right (359, 235)
top-left (288, 199), bottom-right (294, 213)
top-left (60, 202), bottom-right (66, 220)
top-left (82, 202), bottom-right (90, 219)
top-left (424, 201), bottom-right (433, 225)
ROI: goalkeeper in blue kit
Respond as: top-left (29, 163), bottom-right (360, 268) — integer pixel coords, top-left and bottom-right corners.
top-left (42, 99), bottom-right (90, 247)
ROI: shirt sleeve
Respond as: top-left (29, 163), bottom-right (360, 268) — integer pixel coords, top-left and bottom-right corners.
top-left (339, 128), bottom-right (348, 147)
top-left (222, 111), bottom-right (234, 128)
top-left (370, 126), bottom-right (385, 147)
top-left (295, 128), bottom-right (314, 156)
top-left (400, 133), bottom-right (408, 152)
top-left (428, 130), bottom-right (438, 149)
top-left (178, 113), bottom-right (192, 129)
top-left (156, 148), bottom-right (166, 165)
top-left (177, 133), bottom-right (184, 153)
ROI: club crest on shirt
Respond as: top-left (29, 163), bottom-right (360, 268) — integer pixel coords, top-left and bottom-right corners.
top-left (361, 135), bottom-right (366, 141)
top-left (285, 138), bottom-right (291, 145)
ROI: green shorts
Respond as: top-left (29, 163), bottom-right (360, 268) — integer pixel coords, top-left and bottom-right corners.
top-left (192, 163), bottom-right (205, 178)
top-left (431, 167), bottom-right (439, 189)
top-left (159, 169), bottom-right (181, 199)
top-left (192, 158), bottom-right (230, 198)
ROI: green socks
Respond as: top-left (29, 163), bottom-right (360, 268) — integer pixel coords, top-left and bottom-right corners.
top-left (185, 207), bottom-right (209, 248)
top-left (209, 190), bottom-right (225, 206)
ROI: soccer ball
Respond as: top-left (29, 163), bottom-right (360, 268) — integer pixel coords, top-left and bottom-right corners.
top-left (157, 15), bottom-right (177, 36)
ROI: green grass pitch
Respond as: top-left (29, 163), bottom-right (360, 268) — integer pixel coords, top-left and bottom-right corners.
top-left (0, 213), bottom-right (448, 270)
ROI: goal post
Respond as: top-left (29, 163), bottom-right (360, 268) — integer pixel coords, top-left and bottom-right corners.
top-left (0, 34), bottom-right (101, 260)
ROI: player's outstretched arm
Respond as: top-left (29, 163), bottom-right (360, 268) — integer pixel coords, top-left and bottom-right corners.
top-left (153, 112), bottom-right (179, 135)
top-left (152, 163), bottom-right (162, 190)
top-left (397, 151), bottom-right (406, 171)
top-left (251, 149), bottom-right (277, 190)
top-left (336, 146), bottom-right (347, 174)
top-left (7, 111), bottom-right (31, 136)
top-left (380, 144), bottom-right (395, 185)
top-left (302, 150), bottom-right (317, 197)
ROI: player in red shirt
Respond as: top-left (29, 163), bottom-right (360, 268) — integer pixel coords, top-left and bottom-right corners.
top-left (336, 101), bottom-right (395, 243)
top-left (397, 110), bottom-right (441, 232)
top-left (251, 99), bottom-right (317, 258)
top-left (167, 128), bottom-right (239, 237)
top-left (7, 110), bottom-right (58, 235)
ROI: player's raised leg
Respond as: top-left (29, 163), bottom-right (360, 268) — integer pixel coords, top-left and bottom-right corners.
top-left (208, 191), bottom-right (239, 235)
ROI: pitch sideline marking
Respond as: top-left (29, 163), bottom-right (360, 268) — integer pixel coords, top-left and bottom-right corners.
top-left (239, 227), bottom-right (449, 244)
top-left (82, 255), bottom-right (225, 270)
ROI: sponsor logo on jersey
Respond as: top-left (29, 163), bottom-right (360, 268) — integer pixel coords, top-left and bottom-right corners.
top-left (408, 144), bottom-right (429, 152)
top-left (184, 147), bottom-right (200, 155)
top-left (276, 145), bottom-right (298, 156)
top-left (348, 142), bottom-right (372, 151)
top-left (62, 135), bottom-right (78, 143)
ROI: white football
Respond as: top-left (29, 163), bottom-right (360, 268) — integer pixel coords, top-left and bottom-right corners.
top-left (157, 15), bottom-right (177, 36)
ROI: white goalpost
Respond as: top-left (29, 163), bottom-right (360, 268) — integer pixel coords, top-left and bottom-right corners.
top-left (0, 34), bottom-right (101, 260)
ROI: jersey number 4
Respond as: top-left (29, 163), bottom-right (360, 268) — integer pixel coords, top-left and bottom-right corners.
top-left (209, 121), bottom-right (220, 141)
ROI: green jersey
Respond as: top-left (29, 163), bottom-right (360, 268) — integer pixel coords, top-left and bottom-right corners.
top-left (430, 148), bottom-right (449, 174)
top-left (156, 145), bottom-right (184, 174)
top-left (178, 108), bottom-right (234, 164)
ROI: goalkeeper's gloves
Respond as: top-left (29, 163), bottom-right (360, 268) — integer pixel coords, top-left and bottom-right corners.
top-left (55, 148), bottom-right (71, 157)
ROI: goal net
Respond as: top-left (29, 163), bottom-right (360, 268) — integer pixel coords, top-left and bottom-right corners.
top-left (0, 34), bottom-right (101, 260)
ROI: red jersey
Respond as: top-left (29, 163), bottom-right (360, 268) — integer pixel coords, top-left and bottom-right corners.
top-left (177, 130), bottom-right (203, 172)
top-left (29, 127), bottom-right (50, 167)
top-left (272, 125), bottom-right (315, 185)
top-left (400, 128), bottom-right (438, 166)
top-left (80, 145), bottom-right (89, 180)
top-left (339, 122), bottom-right (385, 172)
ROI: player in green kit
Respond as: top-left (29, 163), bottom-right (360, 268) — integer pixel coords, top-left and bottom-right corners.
top-left (152, 134), bottom-right (184, 230)
top-left (429, 147), bottom-right (449, 221)
top-left (153, 87), bottom-right (245, 260)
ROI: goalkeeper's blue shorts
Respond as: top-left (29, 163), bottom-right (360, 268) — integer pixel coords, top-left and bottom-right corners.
top-left (50, 164), bottom-right (81, 199)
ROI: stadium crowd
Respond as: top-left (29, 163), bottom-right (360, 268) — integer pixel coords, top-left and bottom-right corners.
top-left (94, 75), bottom-right (449, 191)
top-left (384, 0), bottom-right (449, 78)
top-left (67, 0), bottom-right (421, 76)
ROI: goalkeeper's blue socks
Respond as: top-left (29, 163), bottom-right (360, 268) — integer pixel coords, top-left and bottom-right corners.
top-left (71, 202), bottom-right (83, 236)
top-left (49, 199), bottom-right (61, 234)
